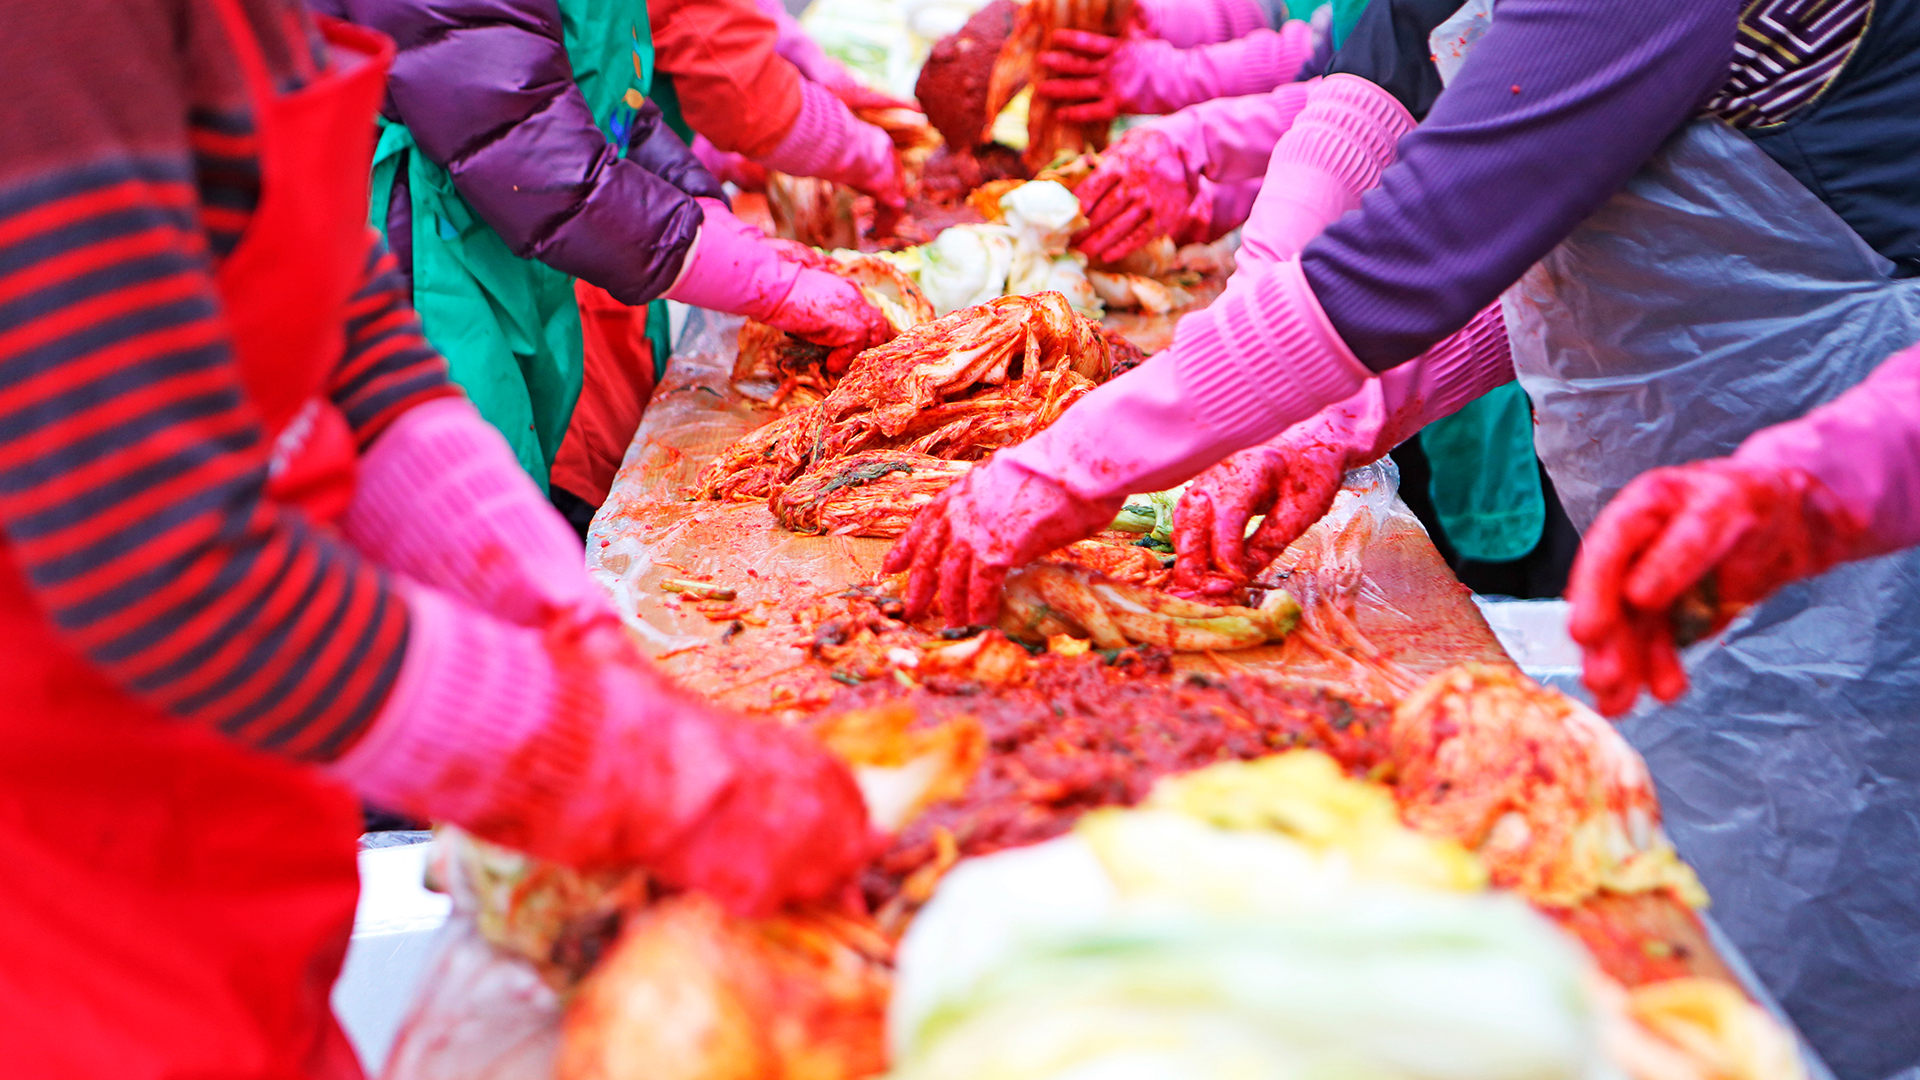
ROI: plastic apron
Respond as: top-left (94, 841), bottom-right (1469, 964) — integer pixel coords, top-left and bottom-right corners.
top-left (1504, 119), bottom-right (1920, 1080)
top-left (0, 6), bottom-right (391, 1077)
top-left (369, 0), bottom-right (667, 487)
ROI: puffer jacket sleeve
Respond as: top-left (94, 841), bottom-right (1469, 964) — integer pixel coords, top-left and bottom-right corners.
top-left (329, 0), bottom-right (705, 306)
top-left (626, 98), bottom-right (726, 201)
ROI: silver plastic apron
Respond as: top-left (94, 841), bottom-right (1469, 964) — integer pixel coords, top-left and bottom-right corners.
top-left (1504, 119), bottom-right (1920, 1080)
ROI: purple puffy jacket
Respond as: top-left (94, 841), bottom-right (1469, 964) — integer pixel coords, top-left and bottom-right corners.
top-left (314, 0), bottom-right (723, 306)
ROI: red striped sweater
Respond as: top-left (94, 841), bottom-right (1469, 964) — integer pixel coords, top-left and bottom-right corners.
top-left (0, 0), bottom-right (456, 761)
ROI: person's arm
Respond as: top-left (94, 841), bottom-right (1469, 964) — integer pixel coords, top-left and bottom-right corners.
top-left (624, 98), bottom-right (727, 202)
top-left (1069, 79), bottom-right (1312, 262)
top-left (1035, 22), bottom-right (1314, 122)
top-left (652, 0), bottom-right (902, 203)
top-left (330, 233), bottom-right (465, 449)
top-left (0, 163), bottom-right (414, 758)
top-left (1302, 0), bottom-right (1738, 367)
top-left (336, 0), bottom-right (704, 306)
top-left (1736, 341), bottom-right (1920, 557)
top-left (651, 0), bottom-right (803, 158)
top-left (1137, 0), bottom-right (1274, 48)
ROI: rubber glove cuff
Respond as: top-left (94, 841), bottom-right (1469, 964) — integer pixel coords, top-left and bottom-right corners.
top-left (664, 198), bottom-right (802, 322)
top-left (1113, 23), bottom-right (1313, 115)
top-left (1139, 0), bottom-right (1273, 47)
top-left (1176, 256), bottom-right (1372, 450)
top-left (332, 584), bottom-right (874, 913)
top-left (343, 397), bottom-right (613, 629)
top-left (1238, 73), bottom-right (1416, 276)
top-left (758, 80), bottom-right (901, 203)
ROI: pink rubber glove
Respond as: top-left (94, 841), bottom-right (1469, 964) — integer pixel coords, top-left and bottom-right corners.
top-left (1138, 0), bottom-right (1274, 48)
top-left (886, 260), bottom-right (1370, 628)
top-left (886, 75), bottom-right (1418, 626)
top-left (342, 397), bottom-right (611, 628)
top-left (1196, 175), bottom-right (1265, 242)
top-left (667, 198), bottom-right (893, 369)
top-left (1035, 22), bottom-right (1312, 122)
top-left (1076, 80), bottom-right (1314, 261)
top-left (1172, 304), bottom-right (1513, 593)
top-left (1230, 74), bottom-right (1414, 286)
top-left (756, 80), bottom-right (906, 209)
top-left (1072, 129), bottom-right (1203, 264)
top-left (692, 134), bottom-right (770, 192)
top-left (1566, 461), bottom-right (1862, 718)
top-left (332, 586), bottom-right (876, 916)
top-left (1568, 339), bottom-right (1920, 717)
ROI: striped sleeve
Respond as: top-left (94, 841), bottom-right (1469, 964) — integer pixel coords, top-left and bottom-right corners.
top-left (0, 157), bottom-right (408, 761)
top-left (331, 230), bottom-right (461, 448)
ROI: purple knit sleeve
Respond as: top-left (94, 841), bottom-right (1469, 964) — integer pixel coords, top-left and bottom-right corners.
top-left (340, 0), bottom-right (704, 306)
top-left (1300, 0), bottom-right (1737, 369)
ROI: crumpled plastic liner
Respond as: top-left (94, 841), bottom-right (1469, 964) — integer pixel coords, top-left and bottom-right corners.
top-left (1507, 120), bottom-right (1920, 1080)
top-left (382, 840), bottom-right (564, 1080)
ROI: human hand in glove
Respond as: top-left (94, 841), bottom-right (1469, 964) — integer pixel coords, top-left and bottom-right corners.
top-left (1172, 414), bottom-right (1365, 597)
top-left (884, 454), bottom-right (1125, 628)
top-left (1567, 459), bottom-right (1864, 717)
top-left (1170, 302), bottom-right (1513, 594)
top-left (1073, 128), bottom-right (1201, 264)
top-left (334, 594), bottom-right (877, 916)
top-left (1036, 24), bottom-right (1312, 121)
top-left (887, 268), bottom-right (1374, 626)
top-left (343, 396), bottom-right (612, 629)
top-left (759, 81), bottom-right (907, 210)
top-left (668, 198), bottom-right (894, 370)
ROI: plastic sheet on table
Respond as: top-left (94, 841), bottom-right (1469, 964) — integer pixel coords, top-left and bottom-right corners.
top-left (588, 308), bottom-right (1510, 712)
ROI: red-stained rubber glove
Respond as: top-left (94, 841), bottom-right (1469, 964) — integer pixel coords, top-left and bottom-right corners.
top-left (1171, 304), bottom-right (1513, 595)
top-left (882, 455), bottom-right (1123, 628)
top-left (333, 588), bottom-right (877, 916)
top-left (667, 198), bottom-right (893, 369)
top-left (1036, 24), bottom-right (1312, 122)
top-left (1072, 128), bottom-right (1204, 264)
top-left (1171, 408), bottom-right (1365, 598)
top-left (1566, 459), bottom-right (1865, 718)
top-left (343, 397), bottom-right (611, 628)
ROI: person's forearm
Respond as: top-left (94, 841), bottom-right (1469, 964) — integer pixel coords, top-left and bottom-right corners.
top-left (1125, 24), bottom-right (1315, 114)
top-left (1138, 0), bottom-right (1274, 47)
top-left (353, 0), bottom-right (704, 305)
top-left (652, 0), bottom-right (806, 158)
top-left (1301, 0), bottom-right (1737, 369)
top-left (1150, 81), bottom-right (1312, 186)
top-left (332, 232), bottom-right (462, 449)
top-left (1736, 341), bottom-right (1920, 558)
top-left (0, 174), bottom-right (411, 760)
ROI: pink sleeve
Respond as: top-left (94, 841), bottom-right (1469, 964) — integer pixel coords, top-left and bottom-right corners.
top-left (1370, 304), bottom-right (1516, 450)
top-left (1735, 340), bottom-right (1920, 558)
top-left (1116, 21), bottom-right (1314, 115)
top-left (1150, 80), bottom-right (1312, 186)
top-left (1137, 0), bottom-right (1273, 47)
